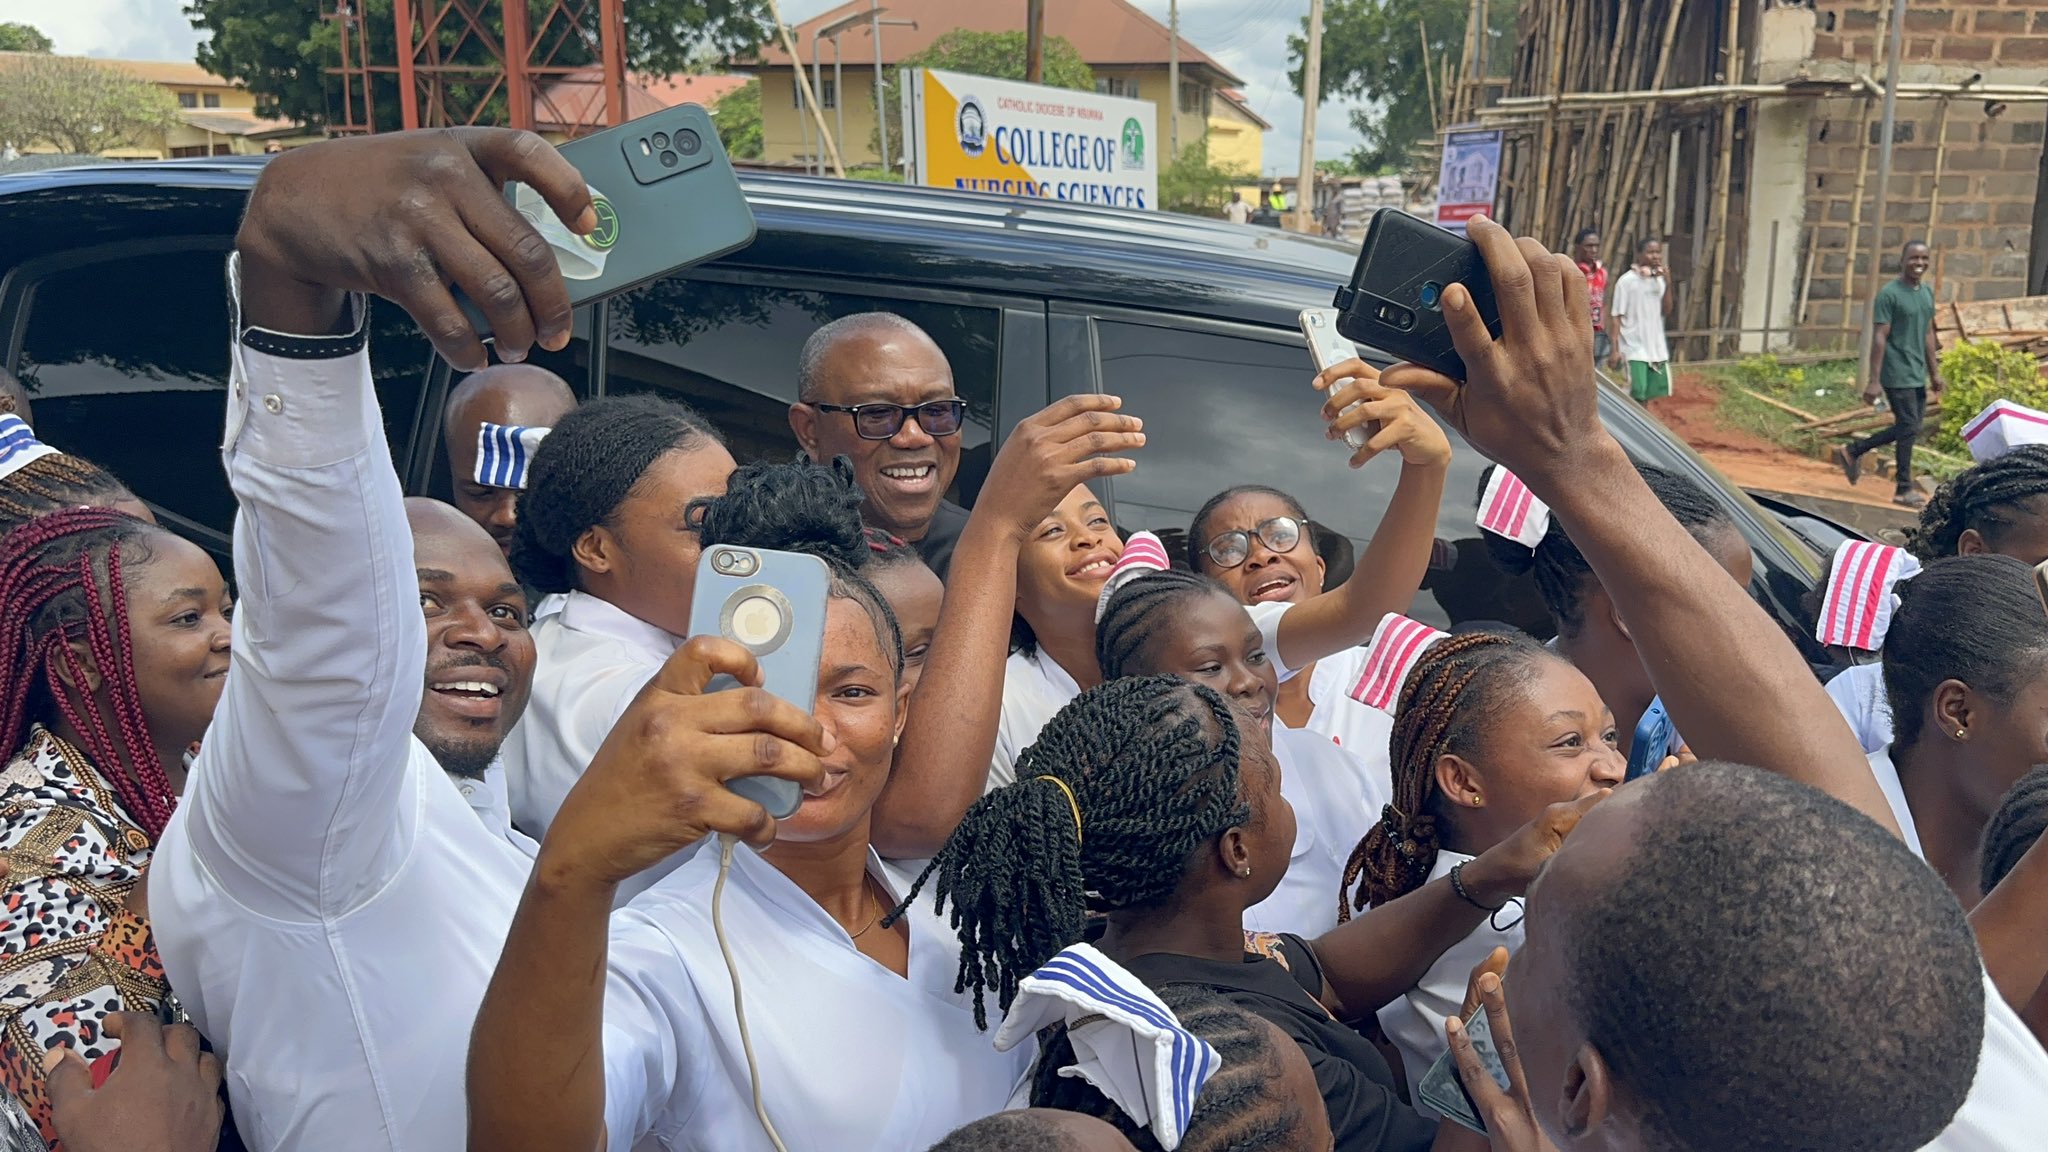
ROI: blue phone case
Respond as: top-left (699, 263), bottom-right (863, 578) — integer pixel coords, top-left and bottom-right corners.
top-left (1626, 697), bottom-right (1673, 781)
top-left (460, 103), bottom-right (757, 335)
top-left (687, 546), bottom-right (831, 819)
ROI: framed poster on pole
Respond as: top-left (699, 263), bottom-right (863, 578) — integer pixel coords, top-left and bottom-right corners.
top-left (1435, 127), bottom-right (1503, 235)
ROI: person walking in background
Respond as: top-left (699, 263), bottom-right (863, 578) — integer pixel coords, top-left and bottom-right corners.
top-left (1574, 229), bottom-right (1611, 364)
top-left (1225, 191), bottom-right (1251, 225)
top-left (1321, 191), bottom-right (1344, 239)
top-left (1608, 237), bottom-right (1675, 403)
top-left (1838, 241), bottom-right (1943, 509)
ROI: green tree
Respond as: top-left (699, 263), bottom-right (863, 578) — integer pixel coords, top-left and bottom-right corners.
top-left (712, 76), bottom-right (761, 159)
top-left (1159, 137), bottom-right (1254, 217)
top-left (186, 0), bottom-right (772, 131)
top-left (1292, 0), bottom-right (1519, 173)
top-left (0, 54), bottom-right (181, 153)
top-left (870, 29), bottom-right (1093, 171)
top-left (0, 23), bottom-right (54, 53)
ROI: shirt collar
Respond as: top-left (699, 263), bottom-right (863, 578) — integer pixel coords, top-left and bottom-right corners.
top-left (557, 590), bottom-right (682, 659)
top-left (1028, 648), bottom-right (1083, 699)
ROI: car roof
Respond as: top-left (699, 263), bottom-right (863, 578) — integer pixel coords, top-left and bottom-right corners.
top-left (0, 158), bottom-right (1356, 328)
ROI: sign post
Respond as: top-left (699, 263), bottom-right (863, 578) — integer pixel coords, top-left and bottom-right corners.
top-left (901, 68), bottom-right (1158, 210)
top-left (1433, 127), bottom-right (1503, 235)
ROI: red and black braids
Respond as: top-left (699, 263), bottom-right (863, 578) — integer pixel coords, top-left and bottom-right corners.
top-left (0, 507), bottom-right (178, 841)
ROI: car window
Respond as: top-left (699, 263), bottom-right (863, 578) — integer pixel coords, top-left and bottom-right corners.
top-left (14, 248), bottom-right (432, 555)
top-left (604, 276), bottom-right (999, 502)
top-left (1093, 317), bottom-right (1552, 634)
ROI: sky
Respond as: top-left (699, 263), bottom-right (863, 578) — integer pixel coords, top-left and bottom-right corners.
top-left (13, 0), bottom-right (1363, 176)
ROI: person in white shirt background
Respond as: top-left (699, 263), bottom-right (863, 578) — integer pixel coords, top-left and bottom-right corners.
top-left (469, 457), bottom-right (1031, 1152)
top-left (1865, 554), bottom-right (2048, 908)
top-left (1339, 627), bottom-right (1624, 1107)
top-left (1606, 236), bottom-right (1675, 404)
top-left (145, 125), bottom-right (771, 1152)
top-left (501, 394), bottom-right (735, 844)
top-left (439, 362), bottom-right (576, 560)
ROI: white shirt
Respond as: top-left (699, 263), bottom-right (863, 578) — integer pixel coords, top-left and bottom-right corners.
top-left (1296, 644), bottom-right (1397, 804)
top-left (991, 602), bottom-right (1295, 792)
top-left (1374, 849), bottom-right (1525, 1114)
top-left (601, 846), bottom-right (1032, 1151)
top-left (151, 334), bottom-right (538, 1152)
top-left (1225, 199), bottom-right (1252, 225)
top-left (1865, 747), bottom-right (2048, 1148)
top-left (1610, 268), bottom-right (1671, 364)
top-left (448, 761), bottom-right (539, 857)
top-left (1243, 726), bottom-right (1387, 938)
top-left (505, 589), bottom-right (679, 839)
top-left (1828, 661), bottom-right (1893, 755)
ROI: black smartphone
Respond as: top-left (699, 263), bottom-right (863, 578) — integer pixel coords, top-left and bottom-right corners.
top-left (459, 103), bottom-right (756, 337)
top-left (1333, 208), bottom-right (1503, 381)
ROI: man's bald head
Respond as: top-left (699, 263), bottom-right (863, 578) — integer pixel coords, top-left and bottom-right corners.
top-left (444, 364), bottom-right (577, 555)
top-left (406, 497), bottom-right (536, 780)
top-left (0, 368), bottom-right (31, 426)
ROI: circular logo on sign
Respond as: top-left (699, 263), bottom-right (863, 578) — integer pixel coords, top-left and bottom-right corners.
top-left (583, 195), bottom-right (620, 252)
top-left (1119, 118), bottom-right (1145, 170)
top-left (958, 96), bottom-right (988, 157)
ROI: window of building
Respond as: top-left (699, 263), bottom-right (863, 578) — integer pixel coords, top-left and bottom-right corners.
top-left (177, 92), bottom-right (197, 108)
top-left (792, 76), bottom-right (836, 110)
top-left (1095, 76), bottom-right (1140, 100)
top-left (202, 92), bottom-right (221, 108)
top-left (1179, 82), bottom-right (1208, 114)
top-left (605, 277), bottom-right (1000, 500)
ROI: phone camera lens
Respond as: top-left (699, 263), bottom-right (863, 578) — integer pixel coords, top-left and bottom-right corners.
top-left (651, 131), bottom-right (670, 150)
top-left (675, 129), bottom-right (702, 156)
top-left (1419, 282), bottom-right (1444, 310)
top-left (659, 149), bottom-right (679, 168)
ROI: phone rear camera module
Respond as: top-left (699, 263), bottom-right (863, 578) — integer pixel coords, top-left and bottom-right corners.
top-left (651, 131), bottom-right (671, 150)
top-left (659, 149), bottom-right (679, 168)
top-left (675, 129), bottom-right (703, 156)
top-left (1419, 281), bottom-right (1444, 311)
top-left (712, 548), bottom-right (758, 577)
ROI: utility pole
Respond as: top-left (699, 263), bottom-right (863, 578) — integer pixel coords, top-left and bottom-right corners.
top-left (1026, 0), bottom-right (1045, 84)
top-left (1857, 0), bottom-right (1911, 395)
top-left (1298, 0), bottom-right (1325, 232)
top-left (1168, 0), bottom-right (1180, 160)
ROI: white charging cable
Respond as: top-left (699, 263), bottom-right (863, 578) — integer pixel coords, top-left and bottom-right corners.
top-left (714, 832), bottom-right (791, 1152)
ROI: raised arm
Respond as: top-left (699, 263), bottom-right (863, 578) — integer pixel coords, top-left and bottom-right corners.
top-left (1382, 218), bottom-right (1898, 835)
top-left (170, 130), bottom-right (595, 917)
top-left (1255, 368), bottom-right (1447, 673)
top-left (869, 397), bottom-right (1143, 858)
top-left (468, 638), bottom-right (827, 1152)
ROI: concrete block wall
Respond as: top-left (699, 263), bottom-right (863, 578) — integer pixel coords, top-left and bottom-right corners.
top-left (1796, 1), bottom-right (2047, 334)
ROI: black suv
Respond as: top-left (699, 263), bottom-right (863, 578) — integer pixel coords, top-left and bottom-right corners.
top-left (0, 158), bottom-right (1829, 647)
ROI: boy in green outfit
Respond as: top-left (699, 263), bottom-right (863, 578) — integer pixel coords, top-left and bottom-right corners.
top-left (1608, 238), bottom-right (1675, 403)
top-left (1837, 241), bottom-right (1943, 508)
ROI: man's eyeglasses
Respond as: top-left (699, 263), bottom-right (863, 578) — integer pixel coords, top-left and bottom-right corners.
top-left (1204, 516), bottom-right (1303, 569)
top-left (813, 400), bottom-right (968, 441)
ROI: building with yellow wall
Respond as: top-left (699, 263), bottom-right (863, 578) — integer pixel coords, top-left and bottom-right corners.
top-left (745, 0), bottom-right (1252, 173)
top-left (0, 55), bottom-right (318, 160)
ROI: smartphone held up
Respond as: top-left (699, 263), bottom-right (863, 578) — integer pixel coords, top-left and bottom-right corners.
top-left (1333, 209), bottom-right (1504, 381)
top-left (687, 546), bottom-right (832, 820)
top-left (1299, 308), bottom-right (1374, 451)
top-left (459, 103), bottom-right (757, 337)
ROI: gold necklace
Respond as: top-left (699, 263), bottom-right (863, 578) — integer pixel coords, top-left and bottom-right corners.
top-left (846, 880), bottom-right (882, 940)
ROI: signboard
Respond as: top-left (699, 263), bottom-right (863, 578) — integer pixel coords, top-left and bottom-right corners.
top-left (1434, 127), bottom-right (1503, 234)
top-left (901, 68), bottom-right (1158, 210)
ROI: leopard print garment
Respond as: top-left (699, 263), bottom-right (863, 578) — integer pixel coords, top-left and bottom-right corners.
top-left (0, 727), bottom-right (172, 1150)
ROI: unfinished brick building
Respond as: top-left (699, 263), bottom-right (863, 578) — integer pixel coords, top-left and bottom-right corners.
top-left (1487, 0), bottom-right (2048, 359)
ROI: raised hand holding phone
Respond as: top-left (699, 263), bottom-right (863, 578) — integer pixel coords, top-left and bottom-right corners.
top-left (1440, 973), bottom-right (1559, 1152)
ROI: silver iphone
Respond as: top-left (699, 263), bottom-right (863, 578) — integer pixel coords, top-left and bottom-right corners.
top-left (1300, 307), bottom-right (1373, 450)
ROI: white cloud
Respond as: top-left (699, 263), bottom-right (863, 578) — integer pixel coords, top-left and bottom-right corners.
top-left (11, 0), bottom-right (206, 61)
top-left (778, 0), bottom-right (1365, 177)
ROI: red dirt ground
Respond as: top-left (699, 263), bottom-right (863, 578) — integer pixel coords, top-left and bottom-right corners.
top-left (1650, 372), bottom-right (1916, 516)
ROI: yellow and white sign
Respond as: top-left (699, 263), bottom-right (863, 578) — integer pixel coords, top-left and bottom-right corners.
top-left (902, 68), bottom-right (1158, 210)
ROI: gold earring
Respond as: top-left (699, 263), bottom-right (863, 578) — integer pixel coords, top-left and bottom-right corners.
top-left (1955, 726), bottom-right (1969, 741)
top-left (1238, 866), bottom-right (1252, 878)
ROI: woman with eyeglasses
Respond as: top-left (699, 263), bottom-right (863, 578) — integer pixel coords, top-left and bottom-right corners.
top-left (869, 366), bottom-right (1450, 859)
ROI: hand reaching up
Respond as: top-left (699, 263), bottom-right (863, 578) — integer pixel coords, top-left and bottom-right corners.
top-left (1380, 215), bottom-right (1615, 488)
top-left (1446, 973), bottom-right (1560, 1152)
top-left (1316, 358), bottom-right (1452, 471)
top-left (973, 394), bottom-right (1145, 543)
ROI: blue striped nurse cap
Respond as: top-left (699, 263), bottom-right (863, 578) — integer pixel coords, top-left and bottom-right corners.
top-left (475, 422), bottom-right (552, 490)
top-left (0, 415), bottom-right (58, 484)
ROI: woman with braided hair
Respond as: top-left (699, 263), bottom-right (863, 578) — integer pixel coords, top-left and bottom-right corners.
top-left (0, 417), bottom-right (151, 537)
top-left (907, 674), bottom-right (1598, 1151)
top-left (0, 506), bottom-right (232, 1148)
top-left (1338, 629), bottom-right (1623, 1113)
top-left (1828, 444), bottom-right (2048, 753)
